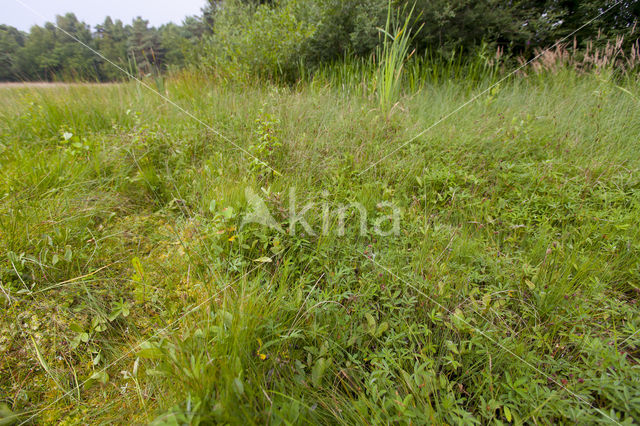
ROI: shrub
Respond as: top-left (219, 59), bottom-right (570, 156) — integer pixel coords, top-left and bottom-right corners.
top-left (197, 0), bottom-right (317, 82)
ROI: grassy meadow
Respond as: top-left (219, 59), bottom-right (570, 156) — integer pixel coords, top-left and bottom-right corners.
top-left (1, 65), bottom-right (640, 424)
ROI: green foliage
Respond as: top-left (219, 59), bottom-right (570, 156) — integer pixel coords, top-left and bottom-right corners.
top-left (94, 17), bottom-right (129, 80)
top-left (193, 0), bottom-right (639, 82)
top-left (0, 13), bottom-right (206, 82)
top-left (376, 1), bottom-right (419, 117)
top-left (127, 18), bottom-right (163, 76)
top-left (1, 61), bottom-right (640, 423)
top-left (0, 25), bottom-right (25, 81)
top-left (248, 108), bottom-right (282, 175)
top-left (3, 1), bottom-right (638, 83)
top-left (197, 0), bottom-right (316, 82)
top-left (12, 14), bottom-right (98, 81)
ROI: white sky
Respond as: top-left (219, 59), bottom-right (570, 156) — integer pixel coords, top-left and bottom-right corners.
top-left (3, 0), bottom-right (208, 31)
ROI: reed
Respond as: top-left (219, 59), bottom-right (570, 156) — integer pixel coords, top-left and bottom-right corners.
top-left (376, 1), bottom-right (419, 117)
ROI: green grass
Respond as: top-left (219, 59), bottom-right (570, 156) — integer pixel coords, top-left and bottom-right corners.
top-left (1, 67), bottom-right (640, 425)
top-left (375, 0), bottom-right (418, 118)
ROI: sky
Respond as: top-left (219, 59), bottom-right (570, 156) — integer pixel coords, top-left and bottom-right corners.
top-left (3, 0), bottom-right (208, 31)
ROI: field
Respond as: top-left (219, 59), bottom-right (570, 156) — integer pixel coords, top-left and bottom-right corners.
top-left (1, 68), bottom-right (640, 424)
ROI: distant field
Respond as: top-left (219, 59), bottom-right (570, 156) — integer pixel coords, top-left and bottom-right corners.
top-left (0, 82), bottom-right (121, 89)
top-left (1, 70), bottom-right (639, 424)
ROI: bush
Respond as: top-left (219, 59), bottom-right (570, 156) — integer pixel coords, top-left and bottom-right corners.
top-left (195, 0), bottom-right (640, 83)
top-left (197, 0), bottom-right (317, 81)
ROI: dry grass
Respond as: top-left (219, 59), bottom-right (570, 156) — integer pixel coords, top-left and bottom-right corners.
top-left (521, 35), bottom-right (640, 74)
top-left (0, 82), bottom-right (122, 89)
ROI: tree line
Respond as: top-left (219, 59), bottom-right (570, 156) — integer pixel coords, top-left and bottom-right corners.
top-left (0, 14), bottom-right (208, 81)
top-left (197, 0), bottom-right (639, 80)
top-left (1, 0), bottom-right (638, 82)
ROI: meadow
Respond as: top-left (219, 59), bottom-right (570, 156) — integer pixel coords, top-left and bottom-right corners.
top-left (1, 61), bottom-right (640, 424)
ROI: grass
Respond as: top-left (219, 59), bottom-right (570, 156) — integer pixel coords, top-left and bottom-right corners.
top-left (1, 65), bottom-right (640, 425)
top-left (375, 1), bottom-right (419, 117)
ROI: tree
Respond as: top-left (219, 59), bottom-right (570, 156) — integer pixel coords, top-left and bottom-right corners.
top-left (95, 17), bottom-right (129, 80)
top-left (127, 17), bottom-right (163, 76)
top-left (159, 23), bottom-right (187, 68)
top-left (538, 0), bottom-right (640, 47)
top-left (182, 15), bottom-right (210, 40)
top-left (0, 12), bottom-right (205, 82)
top-left (51, 13), bottom-right (98, 80)
top-left (11, 14), bottom-right (98, 81)
top-left (15, 23), bottom-right (58, 80)
top-left (0, 25), bottom-right (25, 81)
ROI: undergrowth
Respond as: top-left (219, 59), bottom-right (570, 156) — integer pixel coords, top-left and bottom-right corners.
top-left (1, 65), bottom-right (640, 425)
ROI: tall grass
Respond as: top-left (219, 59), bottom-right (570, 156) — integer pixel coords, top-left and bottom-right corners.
top-left (307, 46), bottom-right (506, 102)
top-left (376, 1), bottom-right (419, 117)
top-left (1, 61), bottom-right (640, 424)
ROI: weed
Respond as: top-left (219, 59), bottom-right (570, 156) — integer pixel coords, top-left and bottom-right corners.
top-left (1, 64), bottom-right (639, 424)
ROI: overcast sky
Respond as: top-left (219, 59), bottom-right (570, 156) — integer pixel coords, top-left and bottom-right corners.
top-left (4, 0), bottom-right (208, 31)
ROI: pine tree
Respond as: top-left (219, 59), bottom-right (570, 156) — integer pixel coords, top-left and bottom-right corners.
top-left (95, 17), bottom-right (129, 80)
top-left (127, 17), bottom-right (163, 76)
